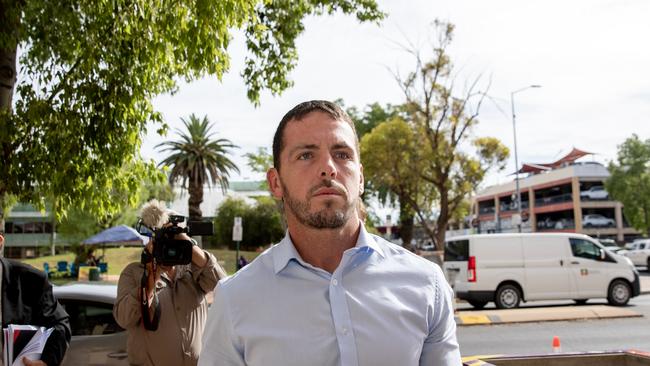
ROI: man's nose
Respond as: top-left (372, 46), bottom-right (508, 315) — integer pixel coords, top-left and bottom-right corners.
top-left (320, 155), bottom-right (337, 178)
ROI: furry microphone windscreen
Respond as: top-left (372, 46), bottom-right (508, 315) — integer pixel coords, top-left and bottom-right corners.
top-left (140, 199), bottom-right (169, 229)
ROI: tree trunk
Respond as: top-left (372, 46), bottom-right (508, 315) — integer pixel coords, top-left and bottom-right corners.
top-left (50, 199), bottom-right (57, 256)
top-left (187, 183), bottom-right (203, 221)
top-left (399, 211), bottom-right (414, 251)
top-left (0, 47), bottom-right (16, 111)
top-left (397, 194), bottom-right (415, 250)
top-left (434, 189), bottom-right (450, 252)
top-left (1, 2), bottom-right (20, 238)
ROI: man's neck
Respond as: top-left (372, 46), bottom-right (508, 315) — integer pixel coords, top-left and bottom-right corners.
top-left (287, 218), bottom-right (361, 274)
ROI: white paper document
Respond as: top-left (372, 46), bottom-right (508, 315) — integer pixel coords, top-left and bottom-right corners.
top-left (2, 325), bottom-right (53, 366)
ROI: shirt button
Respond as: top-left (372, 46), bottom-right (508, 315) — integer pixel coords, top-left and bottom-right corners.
top-left (332, 279), bottom-right (338, 286)
top-left (342, 327), bottom-right (349, 335)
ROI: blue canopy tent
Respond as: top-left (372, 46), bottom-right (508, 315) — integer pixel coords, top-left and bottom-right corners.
top-left (80, 225), bottom-right (149, 275)
top-left (82, 225), bottom-right (149, 247)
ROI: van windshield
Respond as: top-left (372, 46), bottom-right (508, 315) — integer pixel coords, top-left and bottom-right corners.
top-left (445, 239), bottom-right (469, 261)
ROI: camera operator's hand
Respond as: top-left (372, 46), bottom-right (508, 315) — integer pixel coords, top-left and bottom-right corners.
top-left (170, 232), bottom-right (210, 268)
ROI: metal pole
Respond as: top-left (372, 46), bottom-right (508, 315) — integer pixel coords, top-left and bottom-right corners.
top-left (510, 85), bottom-right (541, 233)
top-left (235, 240), bottom-right (240, 270)
top-left (511, 92), bottom-right (523, 233)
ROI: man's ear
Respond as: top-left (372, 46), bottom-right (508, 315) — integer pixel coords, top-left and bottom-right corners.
top-left (267, 168), bottom-right (284, 199)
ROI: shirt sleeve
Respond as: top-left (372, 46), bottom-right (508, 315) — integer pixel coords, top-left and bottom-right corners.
top-left (198, 283), bottom-right (246, 366)
top-left (419, 267), bottom-right (462, 366)
top-left (113, 263), bottom-right (144, 329)
top-left (191, 249), bottom-right (224, 294)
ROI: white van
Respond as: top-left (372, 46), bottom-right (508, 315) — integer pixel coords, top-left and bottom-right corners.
top-left (443, 233), bottom-right (640, 309)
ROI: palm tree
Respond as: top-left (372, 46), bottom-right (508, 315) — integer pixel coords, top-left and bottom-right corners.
top-left (157, 114), bottom-right (239, 220)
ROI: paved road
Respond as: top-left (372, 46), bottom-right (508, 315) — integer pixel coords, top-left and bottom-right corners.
top-left (457, 293), bottom-right (650, 357)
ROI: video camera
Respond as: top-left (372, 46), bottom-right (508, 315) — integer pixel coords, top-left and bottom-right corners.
top-left (136, 215), bottom-right (213, 266)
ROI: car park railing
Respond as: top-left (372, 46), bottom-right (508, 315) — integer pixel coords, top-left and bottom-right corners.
top-left (535, 193), bottom-right (573, 207)
top-left (479, 207), bottom-right (496, 215)
top-left (499, 201), bottom-right (530, 212)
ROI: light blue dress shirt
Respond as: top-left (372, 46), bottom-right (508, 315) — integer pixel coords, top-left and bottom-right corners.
top-left (199, 227), bottom-right (461, 366)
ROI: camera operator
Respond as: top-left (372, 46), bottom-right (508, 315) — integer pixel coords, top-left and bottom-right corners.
top-left (113, 200), bottom-right (226, 366)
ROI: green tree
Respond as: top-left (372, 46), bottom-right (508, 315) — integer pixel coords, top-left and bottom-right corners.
top-left (157, 114), bottom-right (239, 220)
top-left (397, 20), bottom-right (509, 250)
top-left (213, 196), bottom-right (283, 250)
top-left (244, 147), bottom-right (273, 190)
top-left (361, 117), bottom-right (434, 249)
top-left (0, 0), bottom-right (384, 230)
top-left (606, 134), bottom-right (650, 237)
top-left (244, 147), bottom-right (273, 174)
top-left (343, 101), bottom-right (404, 138)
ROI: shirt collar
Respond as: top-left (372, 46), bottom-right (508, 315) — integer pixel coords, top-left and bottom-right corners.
top-left (272, 223), bottom-right (385, 275)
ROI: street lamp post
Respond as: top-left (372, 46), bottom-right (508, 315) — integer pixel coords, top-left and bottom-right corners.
top-left (511, 85), bottom-right (541, 233)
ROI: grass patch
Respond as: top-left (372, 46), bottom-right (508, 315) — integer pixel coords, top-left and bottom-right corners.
top-left (21, 246), bottom-right (263, 280)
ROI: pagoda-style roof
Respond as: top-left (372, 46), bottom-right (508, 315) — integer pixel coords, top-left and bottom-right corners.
top-left (516, 148), bottom-right (593, 175)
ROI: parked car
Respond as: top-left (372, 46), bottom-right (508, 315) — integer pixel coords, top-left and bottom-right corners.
top-left (583, 214), bottom-right (616, 228)
top-left (53, 283), bottom-right (127, 366)
top-left (537, 217), bottom-right (555, 230)
top-left (599, 239), bottom-right (624, 254)
top-left (419, 241), bottom-right (435, 251)
top-left (622, 239), bottom-right (650, 268)
top-left (443, 233), bottom-right (639, 309)
top-left (580, 186), bottom-right (609, 200)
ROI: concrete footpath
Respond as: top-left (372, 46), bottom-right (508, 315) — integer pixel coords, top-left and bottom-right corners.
top-left (455, 274), bottom-right (650, 326)
top-left (455, 305), bottom-right (642, 325)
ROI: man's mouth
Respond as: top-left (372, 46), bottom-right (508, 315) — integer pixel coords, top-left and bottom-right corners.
top-left (313, 188), bottom-right (343, 196)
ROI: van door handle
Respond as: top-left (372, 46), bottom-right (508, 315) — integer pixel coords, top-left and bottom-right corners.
top-left (571, 261), bottom-right (580, 265)
top-left (560, 260), bottom-right (564, 266)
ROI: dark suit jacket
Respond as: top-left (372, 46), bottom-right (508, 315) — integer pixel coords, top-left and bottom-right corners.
top-left (1, 257), bottom-right (71, 366)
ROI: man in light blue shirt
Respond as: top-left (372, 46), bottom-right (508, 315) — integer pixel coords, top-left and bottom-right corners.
top-left (199, 100), bottom-right (461, 366)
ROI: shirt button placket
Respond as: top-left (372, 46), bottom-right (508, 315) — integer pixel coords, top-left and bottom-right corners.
top-left (329, 256), bottom-right (359, 366)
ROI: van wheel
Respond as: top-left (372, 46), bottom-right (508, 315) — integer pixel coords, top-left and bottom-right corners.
top-left (607, 279), bottom-right (631, 306)
top-left (468, 300), bottom-right (487, 309)
top-left (495, 284), bottom-right (521, 309)
top-left (573, 299), bottom-right (588, 305)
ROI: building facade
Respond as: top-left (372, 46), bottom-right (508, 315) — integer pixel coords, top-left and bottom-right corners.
top-left (473, 151), bottom-right (640, 243)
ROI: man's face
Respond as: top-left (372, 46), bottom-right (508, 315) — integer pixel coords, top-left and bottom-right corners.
top-left (267, 112), bottom-right (364, 229)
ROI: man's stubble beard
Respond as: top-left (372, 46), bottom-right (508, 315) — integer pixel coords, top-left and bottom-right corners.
top-left (281, 178), bottom-right (357, 229)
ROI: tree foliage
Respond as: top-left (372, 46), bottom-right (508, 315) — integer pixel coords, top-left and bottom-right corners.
top-left (57, 170), bottom-right (174, 246)
top-left (213, 196), bottom-right (284, 250)
top-left (340, 99), bottom-right (404, 138)
top-left (360, 117), bottom-right (433, 247)
top-left (244, 147), bottom-right (273, 174)
top-left (395, 20), bottom-right (509, 250)
top-left (244, 146), bottom-right (273, 190)
top-left (157, 114), bottom-right (239, 219)
top-left (0, 0), bottom-right (384, 229)
top-left (606, 134), bottom-right (650, 237)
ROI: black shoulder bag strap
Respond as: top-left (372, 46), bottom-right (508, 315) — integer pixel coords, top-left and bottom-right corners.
top-left (140, 251), bottom-right (161, 331)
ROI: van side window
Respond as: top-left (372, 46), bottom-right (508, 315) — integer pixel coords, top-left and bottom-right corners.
top-left (570, 238), bottom-right (601, 261)
top-left (445, 240), bottom-right (469, 261)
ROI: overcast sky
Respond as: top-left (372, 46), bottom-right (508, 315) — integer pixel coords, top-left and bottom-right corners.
top-left (142, 0), bottom-right (650, 190)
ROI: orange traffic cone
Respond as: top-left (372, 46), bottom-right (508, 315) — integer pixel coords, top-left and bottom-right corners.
top-left (552, 336), bottom-right (561, 353)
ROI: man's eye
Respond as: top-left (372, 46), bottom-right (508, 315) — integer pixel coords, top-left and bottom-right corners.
top-left (298, 152), bottom-right (313, 160)
top-left (335, 151), bottom-right (352, 159)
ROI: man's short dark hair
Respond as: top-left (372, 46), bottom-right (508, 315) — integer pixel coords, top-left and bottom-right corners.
top-left (272, 100), bottom-right (359, 171)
